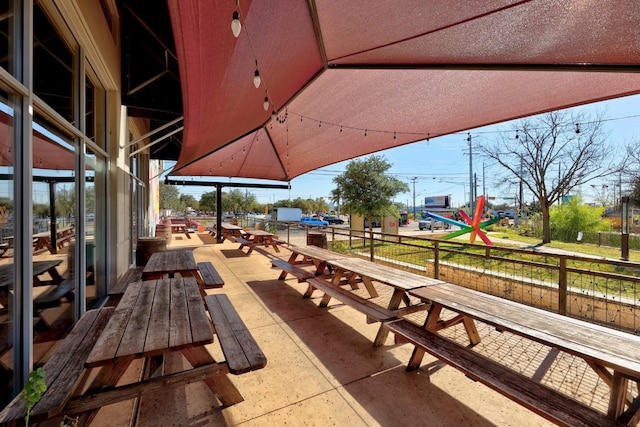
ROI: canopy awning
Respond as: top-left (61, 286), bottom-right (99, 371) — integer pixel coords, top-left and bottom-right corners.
top-left (167, 0), bottom-right (640, 181)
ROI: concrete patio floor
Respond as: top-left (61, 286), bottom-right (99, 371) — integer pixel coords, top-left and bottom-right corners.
top-left (85, 232), bottom-right (611, 426)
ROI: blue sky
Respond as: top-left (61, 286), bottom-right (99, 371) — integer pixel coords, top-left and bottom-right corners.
top-left (172, 94), bottom-right (640, 209)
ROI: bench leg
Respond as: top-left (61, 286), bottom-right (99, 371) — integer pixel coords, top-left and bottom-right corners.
top-left (407, 346), bottom-right (426, 371)
top-left (72, 361), bottom-right (133, 426)
top-left (181, 346), bottom-right (244, 407)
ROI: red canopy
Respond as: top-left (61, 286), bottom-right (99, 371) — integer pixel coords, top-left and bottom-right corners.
top-left (168, 0), bottom-right (640, 180)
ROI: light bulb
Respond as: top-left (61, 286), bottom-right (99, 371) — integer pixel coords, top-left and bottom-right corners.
top-left (253, 70), bottom-right (261, 88)
top-left (263, 97), bottom-right (269, 111)
top-left (231, 11), bottom-right (241, 37)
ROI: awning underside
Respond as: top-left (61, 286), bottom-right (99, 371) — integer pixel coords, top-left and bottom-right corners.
top-left (167, 0), bottom-right (640, 181)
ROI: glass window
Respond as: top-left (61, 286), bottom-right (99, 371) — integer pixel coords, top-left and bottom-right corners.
top-left (0, 1), bottom-right (13, 75)
top-left (33, 4), bottom-right (74, 124)
top-left (0, 89), bottom-right (14, 408)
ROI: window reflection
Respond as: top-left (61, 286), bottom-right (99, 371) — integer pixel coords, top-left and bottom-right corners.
top-left (0, 91), bottom-right (13, 408)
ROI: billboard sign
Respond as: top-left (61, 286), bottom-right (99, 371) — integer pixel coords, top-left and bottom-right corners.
top-left (424, 195), bottom-right (450, 209)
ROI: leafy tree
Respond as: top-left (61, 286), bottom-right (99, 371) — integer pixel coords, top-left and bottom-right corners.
top-left (56, 186), bottom-right (75, 219)
top-left (180, 194), bottom-right (199, 211)
top-left (159, 183), bottom-right (181, 210)
top-left (199, 191), bottom-right (217, 212)
top-left (333, 155), bottom-right (408, 258)
top-left (549, 195), bottom-right (610, 241)
top-left (479, 110), bottom-right (625, 244)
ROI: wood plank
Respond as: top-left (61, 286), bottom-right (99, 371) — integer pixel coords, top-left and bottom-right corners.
top-left (34, 307), bottom-right (114, 417)
top-left (115, 280), bottom-right (156, 360)
top-left (197, 261), bottom-right (225, 287)
top-left (184, 276), bottom-right (214, 345)
top-left (144, 277), bottom-right (171, 354)
top-left (410, 284), bottom-right (640, 378)
top-left (169, 276), bottom-right (191, 349)
top-left (307, 278), bottom-right (397, 321)
top-left (385, 318), bottom-right (620, 427)
top-left (205, 294), bottom-right (266, 374)
top-left (87, 281), bottom-right (143, 367)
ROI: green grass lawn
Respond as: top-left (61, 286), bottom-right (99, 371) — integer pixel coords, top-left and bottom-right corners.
top-left (486, 229), bottom-right (640, 262)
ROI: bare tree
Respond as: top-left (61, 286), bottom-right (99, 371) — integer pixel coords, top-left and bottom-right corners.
top-left (479, 110), bottom-right (624, 243)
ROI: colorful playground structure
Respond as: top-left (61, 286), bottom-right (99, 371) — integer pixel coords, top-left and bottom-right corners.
top-left (424, 195), bottom-right (500, 245)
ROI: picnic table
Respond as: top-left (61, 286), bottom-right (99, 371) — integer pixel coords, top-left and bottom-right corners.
top-left (86, 277), bottom-right (258, 407)
top-left (219, 222), bottom-right (245, 242)
top-left (238, 229), bottom-right (281, 254)
top-left (0, 260), bottom-right (67, 308)
top-left (141, 249), bottom-right (200, 281)
top-left (0, 276), bottom-right (264, 425)
top-left (3, 227), bottom-right (75, 254)
top-left (400, 283), bottom-right (640, 425)
top-left (271, 245), bottom-right (349, 284)
top-left (171, 223), bottom-right (191, 239)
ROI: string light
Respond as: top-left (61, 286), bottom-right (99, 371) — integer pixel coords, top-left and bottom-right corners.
top-left (253, 61), bottom-right (261, 88)
top-left (231, 11), bottom-right (241, 37)
top-left (263, 97), bottom-right (269, 111)
top-left (515, 129), bottom-right (519, 139)
top-left (575, 123), bottom-right (580, 134)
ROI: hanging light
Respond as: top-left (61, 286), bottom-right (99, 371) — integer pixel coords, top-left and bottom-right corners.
top-left (263, 96), bottom-right (269, 111)
top-left (253, 69), bottom-right (261, 88)
top-left (575, 123), bottom-right (580, 134)
top-left (231, 11), bottom-right (241, 37)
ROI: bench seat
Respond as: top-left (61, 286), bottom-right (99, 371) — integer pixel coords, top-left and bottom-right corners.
top-left (204, 294), bottom-right (266, 375)
top-left (271, 259), bottom-right (314, 282)
top-left (107, 266), bottom-right (144, 305)
top-left (384, 318), bottom-right (622, 427)
top-left (197, 261), bottom-right (224, 288)
top-left (0, 307), bottom-right (114, 425)
top-left (33, 280), bottom-right (75, 311)
top-left (306, 277), bottom-right (396, 322)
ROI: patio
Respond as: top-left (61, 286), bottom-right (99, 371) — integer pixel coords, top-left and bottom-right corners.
top-left (82, 232), bottom-right (611, 427)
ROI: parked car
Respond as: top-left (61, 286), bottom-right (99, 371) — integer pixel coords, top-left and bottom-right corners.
top-left (300, 217), bottom-right (328, 227)
top-left (323, 215), bottom-right (344, 225)
top-left (418, 217), bottom-right (449, 230)
top-left (363, 219), bottom-right (381, 228)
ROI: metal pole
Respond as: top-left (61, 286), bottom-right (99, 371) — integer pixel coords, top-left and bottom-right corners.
top-left (468, 134), bottom-right (474, 214)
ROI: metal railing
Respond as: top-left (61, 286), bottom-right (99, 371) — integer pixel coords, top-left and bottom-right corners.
top-left (233, 221), bottom-right (640, 335)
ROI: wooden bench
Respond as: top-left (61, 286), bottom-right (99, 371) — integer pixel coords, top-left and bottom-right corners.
top-left (236, 237), bottom-right (256, 252)
top-left (0, 307), bottom-right (114, 426)
top-left (406, 283), bottom-right (640, 426)
top-left (206, 226), bottom-right (216, 236)
top-left (203, 294), bottom-right (266, 374)
top-left (197, 261), bottom-right (224, 288)
top-left (107, 266), bottom-right (144, 306)
top-left (383, 318), bottom-right (622, 427)
top-left (271, 259), bottom-right (315, 282)
top-left (33, 280), bottom-right (75, 311)
top-left (306, 277), bottom-right (398, 346)
top-left (55, 234), bottom-right (74, 250)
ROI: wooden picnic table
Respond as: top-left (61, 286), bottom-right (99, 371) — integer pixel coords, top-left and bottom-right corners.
top-left (406, 283), bottom-right (640, 425)
top-left (219, 222), bottom-right (245, 241)
top-left (239, 229), bottom-right (280, 254)
top-left (0, 260), bottom-right (74, 309)
top-left (0, 260), bottom-right (64, 290)
top-left (287, 245), bottom-right (349, 274)
top-left (171, 223), bottom-right (192, 239)
top-left (80, 277), bottom-right (252, 417)
top-left (141, 249), bottom-right (200, 281)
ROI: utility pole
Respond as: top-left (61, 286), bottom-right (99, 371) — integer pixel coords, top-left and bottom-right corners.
top-left (410, 177), bottom-right (418, 220)
top-left (467, 133), bottom-right (474, 214)
top-left (519, 158), bottom-right (523, 213)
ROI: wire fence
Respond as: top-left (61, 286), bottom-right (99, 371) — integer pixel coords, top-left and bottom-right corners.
top-left (231, 220), bottom-right (640, 335)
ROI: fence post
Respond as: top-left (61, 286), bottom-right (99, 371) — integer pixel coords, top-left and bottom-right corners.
top-left (369, 230), bottom-right (374, 261)
top-left (558, 256), bottom-right (567, 315)
top-left (433, 241), bottom-right (440, 279)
